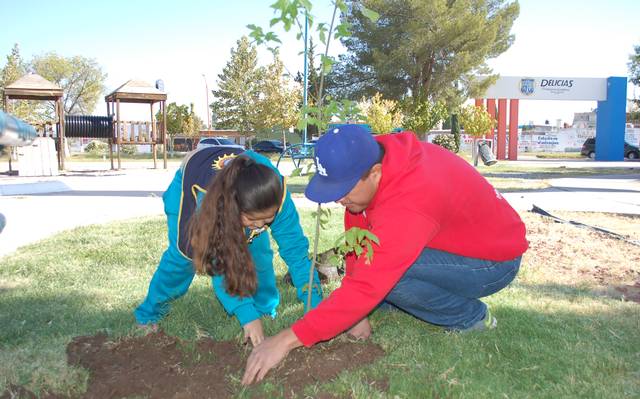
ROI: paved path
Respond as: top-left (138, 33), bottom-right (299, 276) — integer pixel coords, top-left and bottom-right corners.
top-left (1, 159), bottom-right (639, 258)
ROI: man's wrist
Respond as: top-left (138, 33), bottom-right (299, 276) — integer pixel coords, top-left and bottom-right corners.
top-left (279, 328), bottom-right (302, 351)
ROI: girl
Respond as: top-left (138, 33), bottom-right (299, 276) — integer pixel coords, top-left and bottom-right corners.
top-left (134, 146), bottom-right (323, 345)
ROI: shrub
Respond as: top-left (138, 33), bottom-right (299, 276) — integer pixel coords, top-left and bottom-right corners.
top-left (120, 145), bottom-right (137, 155)
top-left (432, 134), bottom-right (457, 152)
top-left (84, 140), bottom-right (108, 155)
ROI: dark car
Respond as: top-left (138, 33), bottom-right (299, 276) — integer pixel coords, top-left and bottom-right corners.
top-left (252, 140), bottom-right (284, 153)
top-left (580, 138), bottom-right (640, 159)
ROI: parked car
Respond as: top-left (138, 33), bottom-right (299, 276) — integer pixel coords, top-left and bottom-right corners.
top-left (252, 140), bottom-right (284, 153)
top-left (196, 137), bottom-right (244, 151)
top-left (580, 138), bottom-right (640, 159)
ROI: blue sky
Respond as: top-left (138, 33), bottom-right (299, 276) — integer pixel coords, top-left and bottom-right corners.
top-left (1, 0), bottom-right (639, 125)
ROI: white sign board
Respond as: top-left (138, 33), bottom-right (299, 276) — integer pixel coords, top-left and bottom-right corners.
top-left (482, 76), bottom-right (607, 101)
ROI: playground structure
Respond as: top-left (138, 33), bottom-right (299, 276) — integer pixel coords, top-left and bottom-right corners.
top-left (2, 73), bottom-right (65, 169)
top-left (105, 80), bottom-right (167, 169)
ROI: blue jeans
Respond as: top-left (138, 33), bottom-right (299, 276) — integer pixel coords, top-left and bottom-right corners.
top-left (381, 248), bottom-right (521, 330)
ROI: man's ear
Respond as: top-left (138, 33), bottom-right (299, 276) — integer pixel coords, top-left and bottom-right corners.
top-left (370, 163), bottom-right (383, 183)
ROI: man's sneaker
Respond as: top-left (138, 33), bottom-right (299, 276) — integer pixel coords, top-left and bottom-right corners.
top-left (459, 308), bottom-right (497, 333)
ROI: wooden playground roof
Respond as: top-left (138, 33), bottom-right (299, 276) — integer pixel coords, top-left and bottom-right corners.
top-left (105, 80), bottom-right (167, 103)
top-left (4, 73), bottom-right (63, 100)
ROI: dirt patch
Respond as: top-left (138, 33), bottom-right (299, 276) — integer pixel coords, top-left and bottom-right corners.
top-left (521, 212), bottom-right (640, 303)
top-left (3, 332), bottom-right (384, 399)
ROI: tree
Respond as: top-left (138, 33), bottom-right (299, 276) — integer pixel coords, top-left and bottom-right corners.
top-left (183, 103), bottom-right (204, 140)
top-left (403, 99), bottom-right (448, 138)
top-left (0, 44), bottom-right (37, 121)
top-left (295, 37), bottom-right (322, 140)
top-left (459, 104), bottom-right (495, 138)
top-left (358, 92), bottom-right (403, 134)
top-left (328, 0), bottom-right (519, 106)
top-left (31, 52), bottom-right (107, 116)
top-left (211, 36), bottom-right (263, 142)
top-left (629, 44), bottom-right (640, 106)
top-left (256, 52), bottom-right (301, 142)
top-left (156, 102), bottom-right (203, 151)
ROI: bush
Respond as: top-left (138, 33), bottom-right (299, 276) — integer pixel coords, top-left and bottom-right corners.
top-left (84, 140), bottom-right (108, 155)
top-left (432, 134), bottom-right (457, 152)
top-left (120, 145), bottom-right (137, 155)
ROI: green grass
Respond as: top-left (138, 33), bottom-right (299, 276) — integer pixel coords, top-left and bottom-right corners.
top-left (1, 212), bottom-right (639, 398)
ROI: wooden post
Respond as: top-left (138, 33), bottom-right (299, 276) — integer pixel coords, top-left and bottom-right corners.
top-left (162, 100), bottom-right (167, 169)
top-left (59, 98), bottom-right (65, 170)
top-left (151, 102), bottom-right (157, 169)
top-left (4, 95), bottom-right (12, 173)
top-left (116, 99), bottom-right (121, 170)
top-left (107, 101), bottom-right (114, 169)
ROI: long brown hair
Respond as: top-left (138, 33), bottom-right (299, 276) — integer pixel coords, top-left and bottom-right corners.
top-left (189, 155), bottom-right (283, 297)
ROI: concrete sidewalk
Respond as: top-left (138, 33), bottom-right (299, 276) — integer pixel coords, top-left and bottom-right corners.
top-left (1, 159), bottom-right (639, 258)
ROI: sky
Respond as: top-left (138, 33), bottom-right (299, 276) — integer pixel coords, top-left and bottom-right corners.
top-left (1, 0), bottom-right (639, 126)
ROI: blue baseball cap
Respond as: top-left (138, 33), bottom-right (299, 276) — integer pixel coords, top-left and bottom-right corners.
top-left (305, 124), bottom-right (380, 203)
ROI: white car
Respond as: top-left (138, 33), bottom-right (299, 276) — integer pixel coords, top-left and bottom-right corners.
top-left (196, 137), bottom-right (244, 151)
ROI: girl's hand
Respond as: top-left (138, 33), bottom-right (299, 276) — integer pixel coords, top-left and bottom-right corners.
top-left (243, 319), bottom-right (264, 347)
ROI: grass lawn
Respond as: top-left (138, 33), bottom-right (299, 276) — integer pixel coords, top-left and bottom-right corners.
top-left (1, 208), bottom-right (639, 398)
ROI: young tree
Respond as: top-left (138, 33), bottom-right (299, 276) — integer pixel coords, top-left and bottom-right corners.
top-left (329, 0), bottom-right (519, 106)
top-left (211, 36), bottom-right (263, 143)
top-left (31, 52), bottom-right (107, 115)
top-left (629, 44), bottom-right (640, 106)
top-left (257, 52), bottom-right (302, 142)
top-left (156, 102), bottom-right (190, 151)
top-left (0, 44), bottom-right (37, 120)
top-left (358, 92), bottom-right (403, 134)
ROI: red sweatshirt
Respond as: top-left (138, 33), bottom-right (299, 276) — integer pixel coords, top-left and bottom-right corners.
top-left (291, 132), bottom-right (528, 346)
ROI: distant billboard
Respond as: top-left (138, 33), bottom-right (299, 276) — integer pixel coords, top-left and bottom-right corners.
top-left (482, 76), bottom-right (607, 101)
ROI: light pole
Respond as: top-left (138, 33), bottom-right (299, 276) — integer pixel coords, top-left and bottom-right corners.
top-left (202, 74), bottom-right (211, 130)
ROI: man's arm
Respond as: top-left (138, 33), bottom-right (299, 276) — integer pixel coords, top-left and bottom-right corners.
top-left (291, 208), bottom-right (439, 346)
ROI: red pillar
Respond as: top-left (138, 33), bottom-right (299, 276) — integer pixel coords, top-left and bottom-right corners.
top-left (474, 98), bottom-right (483, 107)
top-left (486, 98), bottom-right (496, 140)
top-left (496, 99), bottom-right (507, 160)
top-left (508, 99), bottom-right (519, 160)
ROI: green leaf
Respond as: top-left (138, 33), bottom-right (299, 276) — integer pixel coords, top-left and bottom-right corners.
top-left (354, 245), bottom-right (363, 256)
top-left (299, 0), bottom-right (312, 12)
top-left (365, 241), bottom-right (374, 264)
top-left (360, 5), bottom-right (380, 22)
top-left (364, 230), bottom-right (380, 245)
top-left (336, 0), bottom-right (348, 14)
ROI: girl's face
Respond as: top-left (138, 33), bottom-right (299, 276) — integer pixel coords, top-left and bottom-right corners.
top-left (240, 206), bottom-right (278, 230)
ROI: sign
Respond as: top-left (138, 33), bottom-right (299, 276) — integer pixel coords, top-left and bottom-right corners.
top-left (482, 76), bottom-right (607, 101)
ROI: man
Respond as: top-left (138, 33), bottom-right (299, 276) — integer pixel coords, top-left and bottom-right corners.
top-left (242, 125), bottom-right (527, 384)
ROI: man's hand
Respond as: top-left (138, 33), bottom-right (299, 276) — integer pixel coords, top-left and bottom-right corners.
top-left (347, 317), bottom-right (372, 340)
top-left (242, 328), bottom-right (302, 385)
top-left (243, 319), bottom-right (264, 347)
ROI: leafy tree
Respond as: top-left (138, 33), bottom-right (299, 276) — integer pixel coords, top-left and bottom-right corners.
top-left (358, 92), bottom-right (403, 134)
top-left (183, 103), bottom-right (204, 139)
top-left (31, 52), bottom-right (107, 116)
top-left (459, 104), bottom-right (495, 138)
top-left (0, 44), bottom-right (37, 121)
top-left (294, 37), bottom-right (322, 139)
top-left (403, 99), bottom-right (447, 138)
top-left (629, 44), bottom-right (640, 106)
top-left (328, 0), bottom-right (519, 107)
top-left (211, 36), bottom-right (263, 143)
top-left (256, 52), bottom-right (301, 141)
top-left (155, 102), bottom-right (195, 151)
